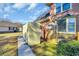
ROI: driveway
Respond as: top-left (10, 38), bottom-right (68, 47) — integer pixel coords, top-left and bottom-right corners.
top-left (18, 36), bottom-right (35, 56)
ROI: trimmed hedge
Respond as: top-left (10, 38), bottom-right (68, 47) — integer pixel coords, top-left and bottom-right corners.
top-left (57, 40), bottom-right (79, 56)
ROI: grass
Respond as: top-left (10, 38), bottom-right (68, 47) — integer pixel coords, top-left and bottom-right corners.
top-left (0, 32), bottom-right (22, 36)
top-left (32, 39), bottom-right (58, 56)
top-left (0, 36), bottom-right (18, 56)
top-left (0, 32), bottom-right (22, 56)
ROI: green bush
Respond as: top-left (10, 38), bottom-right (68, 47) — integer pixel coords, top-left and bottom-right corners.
top-left (57, 40), bottom-right (79, 56)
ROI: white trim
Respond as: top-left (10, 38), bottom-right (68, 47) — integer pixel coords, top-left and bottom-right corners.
top-left (54, 4), bottom-right (56, 15)
top-left (61, 3), bottom-right (63, 12)
top-left (67, 17), bottom-right (76, 33)
top-left (66, 18), bottom-right (68, 32)
top-left (58, 17), bottom-right (76, 34)
top-left (70, 3), bottom-right (72, 9)
top-left (58, 32), bottom-right (76, 34)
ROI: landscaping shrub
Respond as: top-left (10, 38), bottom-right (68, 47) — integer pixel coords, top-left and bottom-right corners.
top-left (57, 40), bottom-right (79, 56)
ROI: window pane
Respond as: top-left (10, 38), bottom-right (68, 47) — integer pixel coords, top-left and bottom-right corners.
top-left (68, 18), bottom-right (75, 32)
top-left (55, 3), bottom-right (61, 14)
top-left (55, 3), bottom-right (61, 8)
top-left (58, 19), bottom-right (66, 32)
top-left (56, 7), bottom-right (61, 14)
top-left (63, 3), bottom-right (71, 11)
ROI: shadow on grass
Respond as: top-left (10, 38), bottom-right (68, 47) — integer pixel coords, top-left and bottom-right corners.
top-left (0, 36), bottom-right (18, 56)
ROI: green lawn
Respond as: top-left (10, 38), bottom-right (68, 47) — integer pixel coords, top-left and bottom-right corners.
top-left (32, 39), bottom-right (58, 56)
top-left (0, 36), bottom-right (18, 56)
top-left (0, 32), bottom-right (22, 56)
top-left (0, 32), bottom-right (22, 36)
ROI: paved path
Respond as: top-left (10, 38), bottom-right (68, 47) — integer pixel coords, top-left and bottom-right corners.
top-left (18, 36), bottom-right (35, 56)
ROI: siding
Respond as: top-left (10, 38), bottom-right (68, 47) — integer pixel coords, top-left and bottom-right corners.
top-left (72, 3), bottom-right (79, 12)
top-left (76, 16), bottom-right (79, 32)
top-left (0, 27), bottom-right (9, 32)
top-left (0, 27), bottom-right (14, 32)
top-left (72, 3), bottom-right (79, 32)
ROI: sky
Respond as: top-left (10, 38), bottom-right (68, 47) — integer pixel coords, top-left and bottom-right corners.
top-left (0, 3), bottom-right (50, 24)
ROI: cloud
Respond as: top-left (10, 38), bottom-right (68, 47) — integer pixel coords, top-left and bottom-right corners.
top-left (4, 6), bottom-right (15, 14)
top-left (32, 6), bottom-right (50, 19)
top-left (4, 6), bottom-right (11, 12)
top-left (0, 4), bottom-right (15, 14)
top-left (0, 3), bottom-right (50, 24)
top-left (25, 4), bottom-right (50, 22)
top-left (26, 3), bottom-right (37, 11)
top-left (13, 3), bottom-right (28, 9)
top-left (0, 9), bottom-right (3, 13)
top-left (3, 14), bottom-right (9, 18)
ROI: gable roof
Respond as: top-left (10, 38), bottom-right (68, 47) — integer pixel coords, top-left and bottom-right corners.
top-left (0, 21), bottom-right (17, 27)
top-left (0, 20), bottom-right (22, 28)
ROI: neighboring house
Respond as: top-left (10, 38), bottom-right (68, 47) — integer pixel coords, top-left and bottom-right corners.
top-left (14, 23), bottom-right (23, 31)
top-left (0, 21), bottom-right (22, 32)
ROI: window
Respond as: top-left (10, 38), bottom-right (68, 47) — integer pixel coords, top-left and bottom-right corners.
top-left (55, 3), bottom-right (61, 14)
top-left (58, 19), bottom-right (66, 32)
top-left (63, 3), bottom-right (71, 11)
top-left (57, 17), bottom-right (76, 33)
top-left (56, 7), bottom-right (61, 14)
top-left (13, 27), bottom-right (17, 30)
top-left (55, 3), bottom-right (71, 14)
top-left (68, 18), bottom-right (75, 32)
top-left (56, 3), bottom-right (61, 8)
top-left (9, 27), bottom-right (11, 30)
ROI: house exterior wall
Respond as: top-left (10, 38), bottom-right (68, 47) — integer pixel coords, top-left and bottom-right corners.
top-left (0, 27), bottom-right (9, 32)
top-left (76, 16), bottom-right (79, 40)
top-left (55, 3), bottom-right (79, 40)
top-left (76, 16), bottom-right (79, 32)
top-left (0, 27), bottom-right (17, 32)
top-left (71, 3), bottom-right (79, 32)
top-left (72, 3), bottom-right (79, 12)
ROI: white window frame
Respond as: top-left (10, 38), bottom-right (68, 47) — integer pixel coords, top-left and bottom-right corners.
top-left (67, 17), bottom-right (76, 34)
top-left (55, 3), bottom-right (72, 14)
top-left (58, 17), bottom-right (76, 34)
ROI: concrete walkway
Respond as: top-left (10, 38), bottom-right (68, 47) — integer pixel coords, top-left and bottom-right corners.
top-left (18, 36), bottom-right (35, 56)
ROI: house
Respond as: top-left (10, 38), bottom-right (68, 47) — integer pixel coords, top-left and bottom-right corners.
top-left (36, 3), bottom-right (79, 40)
top-left (39, 3), bottom-right (79, 40)
top-left (53, 3), bottom-right (79, 40)
top-left (23, 3), bottom-right (79, 46)
top-left (0, 20), bottom-right (22, 33)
